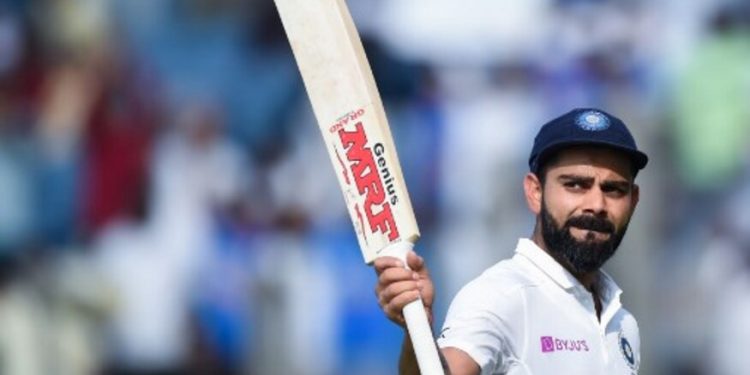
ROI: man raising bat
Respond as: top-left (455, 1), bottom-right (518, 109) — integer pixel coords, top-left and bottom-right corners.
top-left (375, 108), bottom-right (648, 374)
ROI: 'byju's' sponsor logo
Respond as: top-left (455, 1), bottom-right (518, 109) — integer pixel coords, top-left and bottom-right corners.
top-left (541, 336), bottom-right (555, 353)
top-left (540, 336), bottom-right (590, 353)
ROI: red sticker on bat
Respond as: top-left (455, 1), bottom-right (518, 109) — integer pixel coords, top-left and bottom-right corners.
top-left (338, 121), bottom-right (400, 241)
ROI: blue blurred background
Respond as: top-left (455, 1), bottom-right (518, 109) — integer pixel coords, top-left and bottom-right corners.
top-left (1, 0), bottom-right (750, 374)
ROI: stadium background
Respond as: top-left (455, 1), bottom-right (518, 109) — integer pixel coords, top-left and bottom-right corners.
top-left (1, 0), bottom-right (749, 374)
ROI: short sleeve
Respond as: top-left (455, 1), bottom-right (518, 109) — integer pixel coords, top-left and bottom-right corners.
top-left (436, 278), bottom-right (525, 375)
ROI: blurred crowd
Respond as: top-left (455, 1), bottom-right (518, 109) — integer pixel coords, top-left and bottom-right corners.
top-left (0, 0), bottom-right (749, 374)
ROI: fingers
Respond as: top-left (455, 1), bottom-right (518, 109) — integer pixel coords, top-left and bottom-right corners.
top-left (375, 267), bottom-right (419, 303)
top-left (378, 265), bottom-right (418, 285)
top-left (406, 251), bottom-right (425, 271)
top-left (373, 251), bottom-right (434, 327)
top-left (382, 288), bottom-right (421, 325)
top-left (373, 256), bottom-right (404, 274)
top-left (379, 279), bottom-right (421, 305)
top-left (374, 257), bottom-right (422, 326)
top-left (378, 280), bottom-right (422, 326)
top-left (374, 251), bottom-right (424, 273)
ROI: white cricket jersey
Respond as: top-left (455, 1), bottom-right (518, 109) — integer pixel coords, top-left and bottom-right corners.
top-left (437, 238), bottom-right (640, 374)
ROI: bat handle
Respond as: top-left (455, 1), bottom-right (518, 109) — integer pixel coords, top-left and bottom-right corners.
top-left (380, 242), bottom-right (445, 375)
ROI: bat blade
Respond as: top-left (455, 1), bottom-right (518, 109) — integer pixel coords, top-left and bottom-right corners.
top-left (274, 0), bottom-right (419, 264)
top-left (274, 1), bottom-right (445, 374)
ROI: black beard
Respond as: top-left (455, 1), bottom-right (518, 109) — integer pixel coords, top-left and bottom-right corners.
top-left (540, 202), bottom-right (628, 275)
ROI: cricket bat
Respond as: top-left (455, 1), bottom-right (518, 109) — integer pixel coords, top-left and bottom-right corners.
top-left (273, 0), bottom-right (444, 373)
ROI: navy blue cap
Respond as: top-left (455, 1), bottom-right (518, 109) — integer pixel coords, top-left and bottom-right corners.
top-left (529, 108), bottom-right (648, 176)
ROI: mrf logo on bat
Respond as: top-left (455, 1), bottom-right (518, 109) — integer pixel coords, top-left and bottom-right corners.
top-left (330, 107), bottom-right (401, 244)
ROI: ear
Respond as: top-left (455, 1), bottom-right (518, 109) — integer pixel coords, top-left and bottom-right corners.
top-left (524, 172), bottom-right (543, 215)
top-left (631, 183), bottom-right (640, 209)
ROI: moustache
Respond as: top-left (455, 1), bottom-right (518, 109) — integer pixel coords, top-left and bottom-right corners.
top-left (564, 215), bottom-right (615, 234)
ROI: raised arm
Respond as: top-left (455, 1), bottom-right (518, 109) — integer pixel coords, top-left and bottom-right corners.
top-left (374, 252), bottom-right (481, 375)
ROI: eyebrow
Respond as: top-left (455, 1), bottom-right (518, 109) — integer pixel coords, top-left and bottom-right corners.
top-left (601, 180), bottom-right (632, 191)
top-left (557, 174), bottom-right (631, 188)
top-left (557, 174), bottom-right (593, 183)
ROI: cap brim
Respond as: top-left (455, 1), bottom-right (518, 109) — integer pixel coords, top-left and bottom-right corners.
top-left (532, 139), bottom-right (648, 174)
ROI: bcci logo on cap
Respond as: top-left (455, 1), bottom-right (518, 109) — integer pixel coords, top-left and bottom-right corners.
top-left (575, 110), bottom-right (610, 131)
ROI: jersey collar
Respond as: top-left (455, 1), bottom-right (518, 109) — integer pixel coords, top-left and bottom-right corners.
top-left (515, 238), bottom-right (580, 290)
top-left (515, 238), bottom-right (623, 298)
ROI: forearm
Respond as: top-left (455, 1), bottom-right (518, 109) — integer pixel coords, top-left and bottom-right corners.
top-left (398, 332), bottom-right (451, 375)
top-left (398, 333), bottom-right (420, 375)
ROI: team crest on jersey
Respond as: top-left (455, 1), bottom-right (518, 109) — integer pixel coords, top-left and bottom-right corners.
top-left (575, 110), bottom-right (610, 131)
top-left (618, 331), bottom-right (638, 371)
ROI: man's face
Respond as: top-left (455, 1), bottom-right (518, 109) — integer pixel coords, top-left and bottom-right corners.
top-left (537, 147), bottom-right (639, 275)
